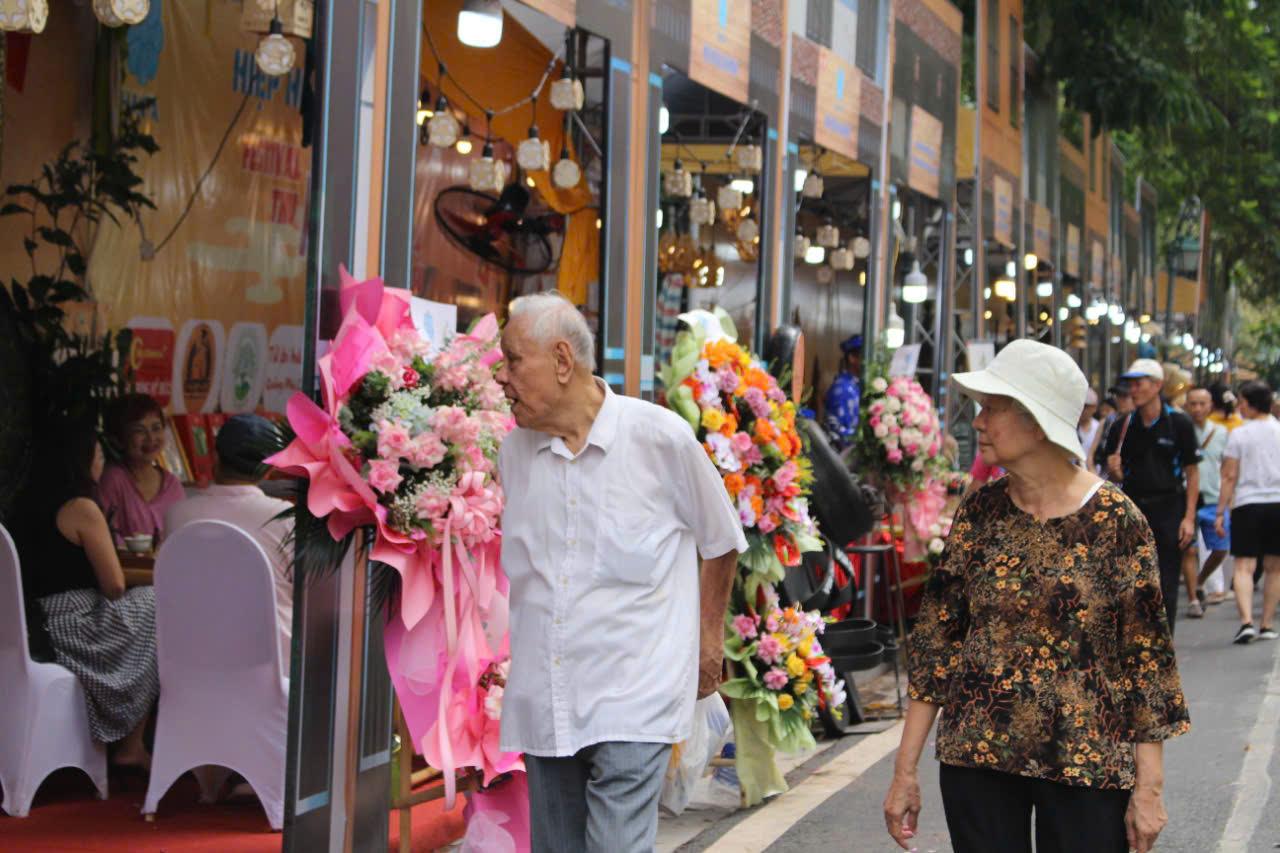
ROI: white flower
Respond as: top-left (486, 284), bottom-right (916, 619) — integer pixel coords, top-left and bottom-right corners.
top-left (911, 458), bottom-right (925, 472)
top-left (928, 523), bottom-right (943, 538)
top-left (882, 413), bottom-right (899, 429)
top-left (483, 683), bottom-right (505, 720)
top-left (884, 396), bottom-right (902, 413)
top-left (928, 537), bottom-right (945, 555)
top-left (871, 377), bottom-right (888, 393)
top-left (874, 424), bottom-right (890, 439)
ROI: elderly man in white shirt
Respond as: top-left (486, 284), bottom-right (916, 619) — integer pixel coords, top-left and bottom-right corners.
top-left (495, 292), bottom-right (746, 852)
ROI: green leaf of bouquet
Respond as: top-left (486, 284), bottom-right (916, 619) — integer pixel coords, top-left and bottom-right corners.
top-left (669, 384), bottom-right (700, 431)
top-left (712, 306), bottom-right (738, 343)
top-left (717, 678), bottom-right (755, 699)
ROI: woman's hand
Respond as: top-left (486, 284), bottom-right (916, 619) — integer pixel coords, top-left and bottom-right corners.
top-left (1125, 785), bottom-right (1168, 853)
top-left (883, 770), bottom-right (923, 850)
top-left (1215, 513), bottom-right (1227, 539)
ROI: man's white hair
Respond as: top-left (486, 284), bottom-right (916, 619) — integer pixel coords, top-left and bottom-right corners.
top-left (508, 291), bottom-right (595, 370)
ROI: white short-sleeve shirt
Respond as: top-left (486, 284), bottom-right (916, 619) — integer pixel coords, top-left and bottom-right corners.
top-left (1224, 416), bottom-right (1280, 507)
top-left (497, 380), bottom-right (747, 757)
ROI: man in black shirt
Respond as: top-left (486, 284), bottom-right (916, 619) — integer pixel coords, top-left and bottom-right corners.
top-left (1102, 359), bottom-right (1201, 632)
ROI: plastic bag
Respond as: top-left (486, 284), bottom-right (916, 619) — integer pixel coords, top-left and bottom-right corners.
top-left (659, 694), bottom-right (733, 816)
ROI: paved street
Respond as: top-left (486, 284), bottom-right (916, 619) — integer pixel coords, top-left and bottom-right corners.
top-left (669, 587), bottom-right (1280, 852)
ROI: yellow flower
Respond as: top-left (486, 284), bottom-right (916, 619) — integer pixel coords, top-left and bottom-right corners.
top-left (798, 639), bottom-right (813, 658)
top-left (701, 409), bottom-right (726, 432)
top-left (793, 680), bottom-right (809, 695)
top-left (777, 693), bottom-right (795, 710)
top-left (800, 670), bottom-right (814, 683)
top-left (786, 653), bottom-right (807, 678)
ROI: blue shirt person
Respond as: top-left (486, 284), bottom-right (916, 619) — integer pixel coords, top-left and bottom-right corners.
top-left (824, 334), bottom-right (863, 449)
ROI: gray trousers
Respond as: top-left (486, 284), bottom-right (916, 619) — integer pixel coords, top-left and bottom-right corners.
top-left (525, 741), bottom-right (672, 853)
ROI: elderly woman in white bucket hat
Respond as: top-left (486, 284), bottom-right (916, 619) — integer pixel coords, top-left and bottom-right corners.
top-left (883, 339), bottom-right (1189, 853)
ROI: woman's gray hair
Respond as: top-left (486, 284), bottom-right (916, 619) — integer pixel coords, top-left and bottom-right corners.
top-left (508, 291), bottom-right (595, 370)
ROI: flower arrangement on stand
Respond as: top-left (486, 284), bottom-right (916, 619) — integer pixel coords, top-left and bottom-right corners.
top-left (265, 267), bottom-right (525, 834)
top-left (661, 308), bottom-right (838, 806)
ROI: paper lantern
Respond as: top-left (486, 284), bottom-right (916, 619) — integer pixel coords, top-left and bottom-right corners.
top-left (468, 144), bottom-right (508, 194)
top-left (0, 0), bottom-right (48, 33)
top-left (93, 0), bottom-right (147, 27)
top-left (830, 248), bottom-right (854, 271)
top-left (735, 144), bottom-right (763, 173)
top-left (241, 0), bottom-right (314, 38)
top-left (716, 185), bottom-right (743, 212)
top-left (663, 162), bottom-right (692, 198)
top-left (689, 195), bottom-right (716, 226)
top-left (255, 21), bottom-right (297, 77)
top-left (816, 223), bottom-right (840, 248)
top-left (816, 266), bottom-right (834, 285)
top-left (552, 154), bottom-right (581, 189)
top-left (428, 112), bottom-right (461, 148)
top-left (851, 235), bottom-right (871, 259)
top-left (516, 134), bottom-right (551, 172)
top-left (794, 233), bottom-right (811, 259)
top-left (801, 171), bottom-right (824, 198)
top-left (550, 77), bottom-right (585, 111)
top-left (735, 218), bottom-right (759, 243)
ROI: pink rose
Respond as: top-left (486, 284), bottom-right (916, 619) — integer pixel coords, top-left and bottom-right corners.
top-left (732, 614), bottom-right (759, 640)
top-left (415, 487), bottom-right (450, 521)
top-left (763, 668), bottom-right (789, 690)
top-left (757, 514), bottom-right (779, 533)
top-left (377, 419), bottom-right (413, 459)
top-left (765, 614), bottom-right (779, 633)
top-left (757, 635), bottom-right (784, 665)
top-left (730, 432), bottom-right (755, 456)
top-left (432, 406), bottom-right (481, 446)
top-left (368, 459), bottom-right (404, 494)
top-left (407, 432), bottom-right (448, 469)
top-left (886, 448), bottom-right (904, 464)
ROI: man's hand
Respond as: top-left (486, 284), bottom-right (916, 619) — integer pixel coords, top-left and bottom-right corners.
top-left (1215, 513), bottom-right (1227, 539)
top-left (697, 631), bottom-right (724, 698)
top-left (1107, 453), bottom-right (1124, 482)
top-left (883, 771), bottom-right (923, 850)
top-left (1125, 785), bottom-right (1168, 853)
top-left (1178, 516), bottom-right (1196, 550)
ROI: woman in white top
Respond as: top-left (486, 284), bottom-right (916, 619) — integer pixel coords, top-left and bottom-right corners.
top-left (1077, 388), bottom-right (1103, 470)
top-left (1216, 380), bottom-right (1280, 643)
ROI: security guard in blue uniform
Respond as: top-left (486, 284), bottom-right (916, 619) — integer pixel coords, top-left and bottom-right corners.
top-left (824, 334), bottom-right (863, 450)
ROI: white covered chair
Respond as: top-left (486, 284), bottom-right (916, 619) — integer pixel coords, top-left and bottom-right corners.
top-left (0, 523), bottom-right (108, 816)
top-left (143, 520), bottom-right (288, 830)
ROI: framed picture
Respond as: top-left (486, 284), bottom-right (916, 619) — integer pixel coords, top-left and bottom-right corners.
top-left (160, 421), bottom-right (193, 483)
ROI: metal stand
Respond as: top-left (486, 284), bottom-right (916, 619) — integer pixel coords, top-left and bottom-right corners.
top-left (847, 537), bottom-right (906, 717)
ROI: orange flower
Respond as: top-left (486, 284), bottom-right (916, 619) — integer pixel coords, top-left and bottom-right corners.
top-left (724, 473), bottom-right (746, 497)
top-left (719, 414), bottom-right (739, 437)
top-left (753, 418), bottom-right (777, 445)
top-left (750, 494), bottom-right (764, 518)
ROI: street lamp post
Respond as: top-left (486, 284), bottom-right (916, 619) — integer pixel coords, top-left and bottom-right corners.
top-left (1163, 196), bottom-right (1201, 360)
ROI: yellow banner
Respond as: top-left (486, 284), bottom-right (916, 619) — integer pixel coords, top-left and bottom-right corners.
top-left (88, 0), bottom-right (309, 415)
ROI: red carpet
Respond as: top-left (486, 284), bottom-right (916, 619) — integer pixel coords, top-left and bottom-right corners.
top-left (0, 768), bottom-right (466, 852)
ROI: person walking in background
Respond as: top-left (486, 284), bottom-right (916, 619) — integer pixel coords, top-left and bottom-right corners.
top-left (494, 293), bottom-right (747, 852)
top-left (883, 340), bottom-right (1187, 853)
top-left (1094, 385), bottom-right (1134, 473)
top-left (1101, 359), bottom-right (1201, 633)
top-left (1181, 387), bottom-right (1231, 616)
top-left (1215, 380), bottom-right (1280, 644)
top-left (1209, 382), bottom-right (1245, 432)
top-left (823, 334), bottom-right (863, 450)
top-left (1078, 388), bottom-right (1102, 467)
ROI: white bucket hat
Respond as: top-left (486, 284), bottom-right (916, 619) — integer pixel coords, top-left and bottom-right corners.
top-left (952, 339), bottom-right (1089, 460)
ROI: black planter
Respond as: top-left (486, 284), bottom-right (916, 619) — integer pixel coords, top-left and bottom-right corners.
top-left (822, 617), bottom-right (876, 648)
top-left (830, 642), bottom-right (885, 673)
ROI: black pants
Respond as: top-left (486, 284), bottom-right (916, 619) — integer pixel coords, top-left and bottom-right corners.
top-left (1134, 494), bottom-right (1185, 634)
top-left (939, 764), bottom-right (1130, 853)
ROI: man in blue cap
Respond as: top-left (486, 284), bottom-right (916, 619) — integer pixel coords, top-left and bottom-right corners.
top-left (824, 333), bottom-right (863, 450)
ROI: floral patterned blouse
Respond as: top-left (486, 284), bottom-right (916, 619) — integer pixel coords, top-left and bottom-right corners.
top-left (907, 479), bottom-right (1190, 790)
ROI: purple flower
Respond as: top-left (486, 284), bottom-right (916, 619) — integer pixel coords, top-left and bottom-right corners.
top-left (732, 614), bottom-right (759, 640)
top-left (763, 668), bottom-right (789, 690)
top-left (743, 387), bottom-right (771, 419)
top-left (717, 368), bottom-right (740, 394)
top-left (757, 634), bottom-right (784, 664)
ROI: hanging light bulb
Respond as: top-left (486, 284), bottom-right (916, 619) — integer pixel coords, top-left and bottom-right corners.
top-left (963, 247), bottom-right (974, 266)
top-left (736, 218), bottom-right (759, 243)
top-left (858, 270), bottom-right (867, 286)
top-left (1057, 306), bottom-right (1069, 321)
top-left (457, 0), bottom-right (503, 48)
top-left (804, 244), bottom-right (826, 265)
top-left (1182, 332), bottom-right (1195, 350)
top-left (735, 143), bottom-right (763, 173)
top-left (729, 176), bottom-right (755, 195)
top-left (516, 126), bottom-right (551, 172)
top-left (830, 248), bottom-right (855, 271)
top-left (256, 17), bottom-right (296, 76)
top-left (663, 159), bottom-right (693, 197)
top-left (794, 231), bottom-right (811, 259)
top-left (993, 278), bottom-right (1017, 301)
top-left (1, 0), bottom-right (48, 32)
top-left (1005, 260), bottom-right (1017, 278)
top-left (656, 208), bottom-right (664, 230)
top-left (1024, 252), bottom-right (1038, 270)
top-left (552, 145), bottom-right (581, 189)
top-left (816, 222), bottom-right (840, 248)
top-left (1125, 320), bottom-right (1141, 344)
top-left (689, 191), bottom-right (716, 226)
top-left (659, 106), bottom-right (670, 135)
top-left (793, 169), bottom-right (807, 193)
top-left (802, 170), bottom-right (825, 199)
top-left (455, 136), bottom-right (474, 155)
top-left (1108, 305), bottom-right (1125, 326)
top-left (1066, 293), bottom-right (1082, 309)
top-left (886, 307), bottom-right (906, 349)
top-left (550, 75), bottom-right (585, 111)
top-left (1035, 280), bottom-right (1053, 298)
top-left (716, 184), bottom-right (743, 212)
top-left (468, 140), bottom-right (508, 193)
top-left (428, 97), bottom-right (461, 148)
top-left (851, 235), bottom-right (871, 259)
top-left (902, 260), bottom-right (928, 303)
top-left (891, 199), bottom-right (902, 221)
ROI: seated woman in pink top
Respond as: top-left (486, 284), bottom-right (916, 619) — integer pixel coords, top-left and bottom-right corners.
top-left (98, 394), bottom-right (185, 546)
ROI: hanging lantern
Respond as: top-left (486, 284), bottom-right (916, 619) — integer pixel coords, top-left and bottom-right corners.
top-left (663, 160), bottom-right (692, 198)
top-left (801, 171), bottom-right (824, 199)
top-left (735, 143), bottom-right (763, 173)
top-left (830, 248), bottom-right (854, 271)
top-left (658, 230), bottom-right (680, 273)
top-left (794, 232), bottom-right (811, 259)
top-left (428, 109), bottom-right (461, 149)
top-left (516, 129), bottom-right (551, 172)
top-left (689, 194), bottom-right (716, 227)
top-left (0, 0), bottom-right (48, 32)
top-left (716, 185), bottom-right (743, 212)
top-left (552, 147), bottom-right (581, 189)
top-left (469, 142), bottom-right (508, 193)
top-left (93, 0), bottom-right (148, 27)
top-left (674, 234), bottom-right (699, 274)
top-left (902, 260), bottom-right (929, 303)
top-left (816, 266), bottom-right (835, 285)
top-left (550, 76), bottom-right (585, 111)
top-left (736, 218), bottom-right (759, 244)
top-left (255, 18), bottom-right (297, 77)
top-left (851, 235), bottom-right (871, 259)
top-left (816, 222), bottom-right (840, 248)
top-left (241, 0), bottom-right (314, 38)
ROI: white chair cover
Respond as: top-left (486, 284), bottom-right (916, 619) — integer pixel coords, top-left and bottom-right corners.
top-left (142, 520), bottom-right (288, 830)
top-left (0, 523), bottom-right (108, 816)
